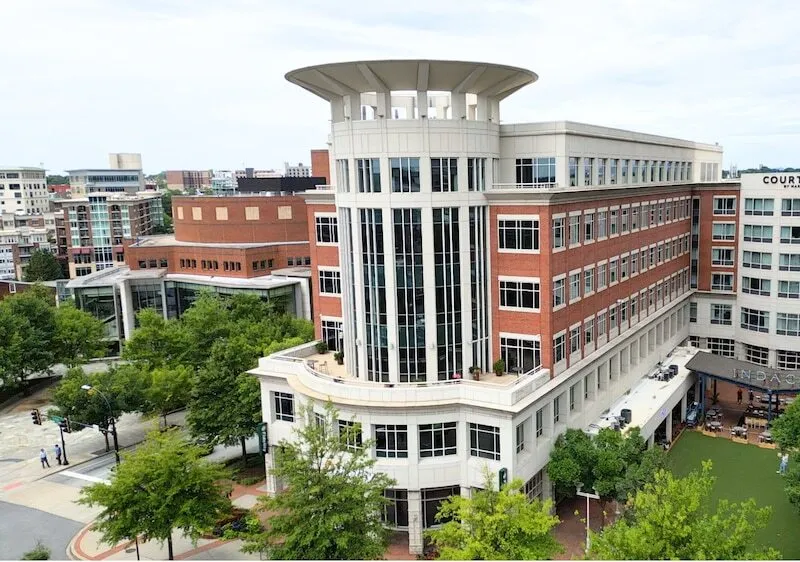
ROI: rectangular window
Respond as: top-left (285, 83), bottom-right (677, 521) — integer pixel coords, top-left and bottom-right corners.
top-left (713, 197), bottom-right (736, 215)
top-left (708, 338), bottom-right (735, 358)
top-left (390, 157), bottom-right (421, 192)
top-left (745, 198), bottom-right (774, 216)
top-left (712, 223), bottom-right (735, 241)
top-left (336, 159), bottom-right (350, 192)
top-left (711, 273), bottom-right (733, 291)
top-left (375, 425), bottom-right (408, 458)
top-left (569, 215), bottom-right (580, 246)
top-left (569, 327), bottom-right (580, 356)
top-left (569, 273), bottom-right (581, 301)
top-left (584, 158), bottom-right (594, 186)
top-left (553, 278), bottom-right (565, 307)
top-left (321, 319), bottom-right (343, 351)
top-left (621, 208), bottom-right (629, 232)
top-left (553, 394), bottom-right (562, 423)
top-left (597, 211), bottom-right (607, 238)
top-left (610, 159), bottom-right (618, 184)
top-left (610, 209), bottom-right (618, 235)
top-left (597, 263), bottom-right (607, 290)
top-left (552, 217), bottom-right (565, 249)
top-left (741, 307), bottom-right (769, 333)
top-left (779, 280), bottom-right (800, 299)
top-left (431, 158), bottom-right (458, 192)
top-left (597, 311), bottom-right (607, 337)
top-left (710, 304), bottom-right (732, 325)
top-left (621, 256), bottom-right (628, 280)
top-left (531, 410), bottom-right (544, 443)
top-left (597, 159), bottom-right (606, 185)
top-left (584, 212), bottom-right (594, 241)
top-left (742, 276), bottom-right (771, 296)
top-left (782, 199), bottom-right (800, 216)
top-left (569, 157), bottom-right (579, 186)
top-left (515, 157), bottom-right (556, 184)
top-left (467, 158), bottom-right (486, 191)
top-left (554, 333), bottom-right (566, 363)
top-left (631, 205), bottom-right (639, 229)
top-left (500, 336), bottom-right (541, 374)
top-left (743, 225), bottom-right (773, 243)
top-left (515, 421), bottom-right (526, 453)
top-left (273, 392), bottom-right (294, 422)
top-left (469, 423), bottom-right (501, 460)
top-left (419, 422), bottom-right (457, 457)
top-left (338, 420), bottom-right (363, 451)
top-left (745, 344), bottom-right (770, 366)
top-left (584, 267), bottom-right (594, 294)
top-left (780, 253), bottom-right (800, 271)
top-left (315, 215), bottom-right (339, 244)
top-left (743, 251), bottom-right (772, 270)
top-left (318, 269), bottom-right (342, 295)
top-left (357, 158), bottom-right (381, 193)
top-left (689, 302), bottom-right (697, 323)
top-left (609, 258), bottom-right (618, 284)
top-left (498, 218), bottom-right (539, 251)
top-left (712, 248), bottom-right (734, 266)
top-left (584, 318), bottom-right (594, 346)
top-left (499, 279), bottom-right (540, 310)
top-left (781, 226), bottom-right (800, 244)
top-left (778, 350), bottom-right (800, 370)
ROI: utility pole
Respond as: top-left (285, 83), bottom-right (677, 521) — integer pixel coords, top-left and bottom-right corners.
top-left (576, 482), bottom-right (601, 554)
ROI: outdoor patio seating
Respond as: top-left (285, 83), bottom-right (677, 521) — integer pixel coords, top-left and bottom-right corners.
top-left (731, 425), bottom-right (748, 438)
top-left (706, 420), bottom-right (722, 432)
top-left (759, 431), bottom-right (773, 443)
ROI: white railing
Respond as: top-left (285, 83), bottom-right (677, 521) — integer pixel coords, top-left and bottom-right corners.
top-left (314, 184), bottom-right (335, 191)
top-left (490, 182), bottom-right (558, 190)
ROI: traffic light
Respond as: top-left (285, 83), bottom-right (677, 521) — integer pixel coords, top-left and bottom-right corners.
top-left (30, 409), bottom-right (41, 425)
top-left (59, 418), bottom-right (71, 434)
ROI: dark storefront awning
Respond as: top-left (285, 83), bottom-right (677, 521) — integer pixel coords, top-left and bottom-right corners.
top-left (686, 352), bottom-right (800, 393)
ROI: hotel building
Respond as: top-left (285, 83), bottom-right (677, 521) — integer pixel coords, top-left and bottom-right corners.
top-left (248, 60), bottom-right (737, 554)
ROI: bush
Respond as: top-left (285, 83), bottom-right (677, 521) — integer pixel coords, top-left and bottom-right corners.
top-left (492, 358), bottom-right (505, 375)
top-left (315, 341), bottom-right (329, 354)
top-left (22, 542), bottom-right (50, 560)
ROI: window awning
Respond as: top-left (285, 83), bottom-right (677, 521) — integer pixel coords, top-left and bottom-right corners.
top-left (686, 351), bottom-right (800, 392)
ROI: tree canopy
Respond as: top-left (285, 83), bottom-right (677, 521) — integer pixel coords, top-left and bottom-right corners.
top-left (425, 471), bottom-right (561, 560)
top-left (547, 427), bottom-right (665, 503)
top-left (23, 249), bottom-right (64, 282)
top-left (53, 300), bottom-right (106, 367)
top-left (79, 429), bottom-right (232, 560)
top-left (771, 399), bottom-right (800, 452)
top-left (241, 402), bottom-right (395, 560)
top-left (589, 462), bottom-right (779, 560)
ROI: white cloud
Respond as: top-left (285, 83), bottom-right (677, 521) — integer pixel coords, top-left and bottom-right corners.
top-left (0, 0), bottom-right (798, 172)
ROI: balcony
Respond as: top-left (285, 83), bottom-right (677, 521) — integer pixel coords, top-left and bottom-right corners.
top-left (490, 182), bottom-right (558, 190)
top-left (252, 341), bottom-right (551, 409)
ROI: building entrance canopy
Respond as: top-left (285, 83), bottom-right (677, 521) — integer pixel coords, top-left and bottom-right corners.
top-left (686, 352), bottom-right (800, 393)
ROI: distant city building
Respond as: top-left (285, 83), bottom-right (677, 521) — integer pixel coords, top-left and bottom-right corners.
top-left (166, 170), bottom-right (212, 191)
top-left (0, 279), bottom-right (59, 302)
top-left (67, 194), bottom-right (312, 351)
top-left (108, 153), bottom-right (143, 170)
top-left (0, 210), bottom-right (64, 280)
top-left (211, 170), bottom-right (237, 194)
top-left (48, 183), bottom-right (71, 196)
top-left (67, 169), bottom-right (145, 195)
top-left (310, 149), bottom-right (331, 184)
top-left (0, 167), bottom-right (50, 215)
top-left (54, 193), bottom-right (163, 278)
top-left (284, 161), bottom-right (311, 177)
top-left (235, 168), bottom-right (283, 180)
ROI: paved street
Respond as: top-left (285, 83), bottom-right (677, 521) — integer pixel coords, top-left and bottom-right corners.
top-left (0, 500), bottom-right (84, 560)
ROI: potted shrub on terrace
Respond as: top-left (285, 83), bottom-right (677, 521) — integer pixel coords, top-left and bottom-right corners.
top-left (492, 359), bottom-right (505, 377)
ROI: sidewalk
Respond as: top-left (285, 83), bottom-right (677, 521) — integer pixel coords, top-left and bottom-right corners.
top-left (68, 481), bottom-right (267, 560)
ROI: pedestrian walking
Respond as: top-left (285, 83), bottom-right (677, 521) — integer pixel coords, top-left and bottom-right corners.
top-left (54, 443), bottom-right (62, 465)
top-left (39, 448), bottom-right (50, 469)
top-left (778, 452), bottom-right (789, 475)
top-left (749, 389), bottom-right (754, 404)
top-left (737, 388), bottom-right (743, 404)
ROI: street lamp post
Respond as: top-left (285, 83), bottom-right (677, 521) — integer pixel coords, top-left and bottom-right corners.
top-left (81, 384), bottom-right (120, 465)
top-left (576, 482), bottom-right (601, 554)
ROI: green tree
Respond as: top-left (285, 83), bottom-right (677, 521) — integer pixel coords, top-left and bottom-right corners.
top-left (589, 462), bottom-right (778, 560)
top-left (426, 471), bottom-right (561, 560)
top-left (187, 337), bottom-right (262, 463)
top-left (46, 174), bottom-right (69, 185)
top-left (23, 250), bottom-right (63, 282)
top-left (0, 287), bottom-right (57, 390)
top-left (79, 429), bottom-right (232, 560)
top-left (145, 365), bottom-right (193, 428)
top-left (50, 365), bottom-right (147, 451)
top-left (547, 427), bottom-right (664, 504)
top-left (241, 402), bottom-right (395, 560)
top-left (53, 301), bottom-right (106, 366)
top-left (122, 309), bottom-right (190, 370)
top-left (771, 398), bottom-right (800, 451)
top-left (21, 541), bottom-right (50, 560)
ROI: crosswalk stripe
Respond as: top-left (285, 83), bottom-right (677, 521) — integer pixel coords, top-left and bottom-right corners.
top-left (60, 470), bottom-right (110, 485)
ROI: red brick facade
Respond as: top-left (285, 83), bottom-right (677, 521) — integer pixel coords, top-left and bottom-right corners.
top-left (310, 150), bottom-right (330, 184)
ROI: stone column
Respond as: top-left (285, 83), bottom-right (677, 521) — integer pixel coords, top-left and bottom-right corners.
top-left (407, 490), bottom-right (424, 555)
top-left (681, 394), bottom-right (688, 420)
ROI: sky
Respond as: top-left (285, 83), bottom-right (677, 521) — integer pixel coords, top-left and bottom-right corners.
top-left (2, 0), bottom-right (799, 174)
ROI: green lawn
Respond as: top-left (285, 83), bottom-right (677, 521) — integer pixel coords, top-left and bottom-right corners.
top-left (668, 431), bottom-right (799, 558)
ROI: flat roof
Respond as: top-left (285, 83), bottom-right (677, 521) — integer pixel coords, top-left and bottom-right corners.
top-left (66, 169), bottom-right (142, 174)
top-left (270, 266), bottom-right (312, 278)
top-left (686, 351), bottom-right (800, 392)
top-left (0, 166), bottom-right (46, 171)
top-left (286, 59), bottom-right (537, 102)
top-left (589, 346), bottom-right (698, 434)
top-left (130, 234), bottom-right (308, 249)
